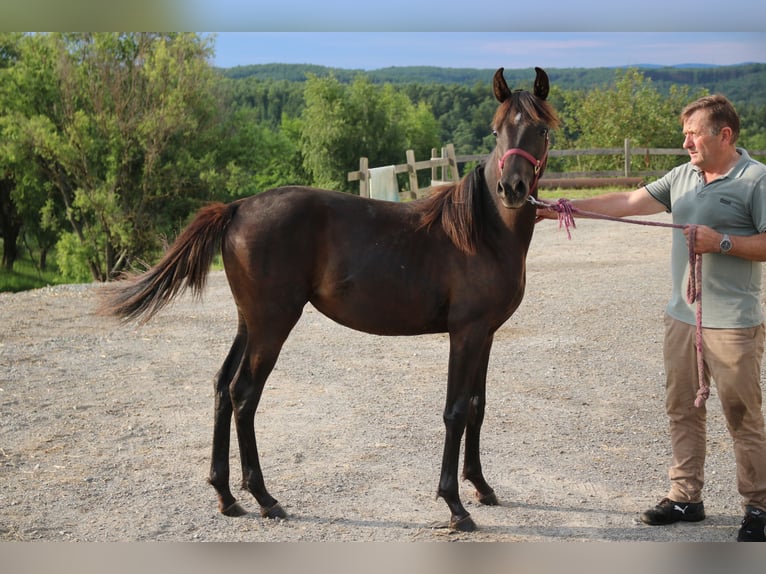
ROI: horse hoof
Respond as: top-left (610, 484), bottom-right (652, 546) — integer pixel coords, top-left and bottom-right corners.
top-left (450, 514), bottom-right (477, 532)
top-left (221, 502), bottom-right (248, 517)
top-left (476, 489), bottom-right (498, 506)
top-left (260, 502), bottom-right (287, 520)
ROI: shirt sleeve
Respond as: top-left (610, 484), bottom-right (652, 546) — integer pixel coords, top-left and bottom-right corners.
top-left (645, 170), bottom-right (674, 212)
top-left (749, 174), bottom-right (766, 233)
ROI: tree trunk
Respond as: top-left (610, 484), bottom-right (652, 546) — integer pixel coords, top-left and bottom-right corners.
top-left (0, 179), bottom-right (22, 272)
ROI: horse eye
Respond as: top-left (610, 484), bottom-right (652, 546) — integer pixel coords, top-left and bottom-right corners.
top-left (492, 129), bottom-right (498, 137)
top-left (540, 127), bottom-right (549, 137)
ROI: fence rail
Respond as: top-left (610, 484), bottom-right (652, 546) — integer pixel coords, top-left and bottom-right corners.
top-left (348, 144), bottom-right (460, 199)
top-left (348, 140), bottom-right (766, 198)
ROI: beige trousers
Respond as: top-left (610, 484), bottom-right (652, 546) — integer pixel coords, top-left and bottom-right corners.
top-left (663, 314), bottom-right (766, 511)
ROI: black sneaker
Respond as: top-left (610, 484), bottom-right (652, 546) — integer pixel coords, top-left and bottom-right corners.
top-left (640, 498), bottom-right (706, 525)
top-left (737, 506), bottom-right (766, 542)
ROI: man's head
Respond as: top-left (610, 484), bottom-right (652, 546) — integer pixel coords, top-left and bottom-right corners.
top-left (680, 95), bottom-right (740, 171)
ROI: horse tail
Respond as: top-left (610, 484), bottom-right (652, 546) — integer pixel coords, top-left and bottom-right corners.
top-left (98, 201), bottom-right (238, 324)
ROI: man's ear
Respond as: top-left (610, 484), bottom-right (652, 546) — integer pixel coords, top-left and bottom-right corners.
top-left (720, 125), bottom-right (734, 144)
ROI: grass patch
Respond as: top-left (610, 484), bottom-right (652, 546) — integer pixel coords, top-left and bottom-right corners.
top-left (0, 243), bottom-right (67, 293)
top-left (538, 187), bottom-right (626, 201)
top-left (0, 261), bottom-right (67, 293)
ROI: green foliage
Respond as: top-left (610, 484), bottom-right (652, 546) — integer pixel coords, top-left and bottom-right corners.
top-left (3, 33), bottom-right (223, 281)
top-left (218, 76), bottom-right (305, 128)
top-left (222, 62), bottom-right (766, 108)
top-left (54, 230), bottom-right (96, 283)
top-left (200, 108), bottom-right (306, 198)
top-left (739, 102), bottom-right (766, 153)
top-left (231, 63), bottom-right (766, 160)
top-left (300, 74), bottom-right (440, 192)
top-left (558, 69), bottom-right (706, 173)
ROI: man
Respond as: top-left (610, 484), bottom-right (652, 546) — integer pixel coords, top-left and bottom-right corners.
top-left (537, 94), bottom-right (766, 542)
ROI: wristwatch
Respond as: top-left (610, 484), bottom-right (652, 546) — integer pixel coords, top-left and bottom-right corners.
top-left (720, 233), bottom-right (733, 254)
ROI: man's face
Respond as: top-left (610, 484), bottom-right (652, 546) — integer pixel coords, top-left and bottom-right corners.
top-left (682, 110), bottom-right (725, 171)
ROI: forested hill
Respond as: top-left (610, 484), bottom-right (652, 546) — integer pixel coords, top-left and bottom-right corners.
top-left (220, 62), bottom-right (766, 106)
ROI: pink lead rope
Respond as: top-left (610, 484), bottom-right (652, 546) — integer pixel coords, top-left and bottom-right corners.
top-left (530, 196), bottom-right (709, 408)
top-left (686, 226), bottom-right (708, 407)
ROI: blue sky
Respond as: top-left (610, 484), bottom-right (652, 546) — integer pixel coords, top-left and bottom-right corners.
top-left (209, 32), bottom-right (766, 71)
top-left (2, 1), bottom-right (764, 72)
top-left (186, 1), bottom-right (766, 33)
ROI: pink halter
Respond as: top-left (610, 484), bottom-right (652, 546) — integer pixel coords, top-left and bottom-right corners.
top-left (497, 135), bottom-right (549, 192)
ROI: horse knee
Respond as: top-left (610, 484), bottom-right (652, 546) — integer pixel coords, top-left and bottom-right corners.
top-left (443, 400), bottom-right (470, 431)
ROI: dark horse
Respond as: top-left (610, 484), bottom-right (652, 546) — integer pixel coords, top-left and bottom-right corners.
top-left (99, 67), bottom-right (559, 532)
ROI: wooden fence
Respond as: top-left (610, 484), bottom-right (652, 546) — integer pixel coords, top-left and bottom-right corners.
top-left (348, 143), bottom-right (460, 199)
top-left (348, 139), bottom-right (766, 198)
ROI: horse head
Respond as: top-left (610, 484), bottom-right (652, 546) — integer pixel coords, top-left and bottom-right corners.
top-left (490, 67), bottom-right (559, 209)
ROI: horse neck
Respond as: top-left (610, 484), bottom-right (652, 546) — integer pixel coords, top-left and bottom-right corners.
top-left (481, 165), bottom-right (537, 252)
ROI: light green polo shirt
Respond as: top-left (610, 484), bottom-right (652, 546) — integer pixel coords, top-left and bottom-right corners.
top-left (646, 148), bottom-right (766, 328)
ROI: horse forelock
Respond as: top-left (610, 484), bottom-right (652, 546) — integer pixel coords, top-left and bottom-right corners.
top-left (492, 90), bottom-right (560, 131)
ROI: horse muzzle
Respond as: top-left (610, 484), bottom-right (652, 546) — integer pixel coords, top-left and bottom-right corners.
top-left (496, 178), bottom-right (530, 209)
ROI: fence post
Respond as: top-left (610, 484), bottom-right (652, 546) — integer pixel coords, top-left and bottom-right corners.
top-left (405, 149), bottom-right (419, 196)
top-left (358, 157), bottom-right (369, 197)
top-left (445, 143), bottom-right (459, 182)
top-left (624, 139), bottom-right (631, 177)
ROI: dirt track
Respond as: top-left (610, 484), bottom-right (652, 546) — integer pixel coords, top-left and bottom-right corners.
top-left (0, 212), bottom-right (758, 541)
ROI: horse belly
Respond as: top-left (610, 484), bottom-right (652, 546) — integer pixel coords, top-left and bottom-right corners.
top-left (311, 269), bottom-right (448, 336)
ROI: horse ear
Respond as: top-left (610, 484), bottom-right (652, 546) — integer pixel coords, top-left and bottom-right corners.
top-left (493, 67), bottom-right (511, 103)
top-left (533, 67), bottom-right (550, 100)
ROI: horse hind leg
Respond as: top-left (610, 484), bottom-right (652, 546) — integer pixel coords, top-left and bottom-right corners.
top-left (230, 309), bottom-right (305, 520)
top-left (208, 321), bottom-right (249, 517)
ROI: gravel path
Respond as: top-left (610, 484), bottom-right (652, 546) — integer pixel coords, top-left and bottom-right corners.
top-left (0, 212), bottom-right (757, 542)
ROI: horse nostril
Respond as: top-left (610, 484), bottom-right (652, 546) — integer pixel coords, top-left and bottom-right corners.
top-left (498, 179), bottom-right (526, 198)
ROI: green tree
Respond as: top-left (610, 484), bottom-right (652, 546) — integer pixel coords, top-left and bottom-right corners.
top-left (739, 102), bottom-right (766, 157)
top-left (0, 32), bottom-right (24, 270)
top-left (0, 32), bottom-right (63, 272)
top-left (11, 33), bottom-right (221, 282)
top-left (565, 69), bottom-right (705, 173)
top-left (300, 74), bottom-right (439, 192)
top-left (200, 108), bottom-right (307, 198)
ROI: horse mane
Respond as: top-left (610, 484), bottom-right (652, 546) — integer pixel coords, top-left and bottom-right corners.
top-left (417, 167), bottom-right (488, 255)
top-left (417, 90), bottom-right (560, 254)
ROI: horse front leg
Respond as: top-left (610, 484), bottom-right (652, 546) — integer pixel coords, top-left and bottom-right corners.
top-left (462, 335), bottom-right (499, 506)
top-left (437, 328), bottom-right (490, 532)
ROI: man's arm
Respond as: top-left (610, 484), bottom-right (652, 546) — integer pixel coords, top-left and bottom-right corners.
top-left (687, 226), bottom-right (766, 261)
top-left (537, 187), bottom-right (667, 220)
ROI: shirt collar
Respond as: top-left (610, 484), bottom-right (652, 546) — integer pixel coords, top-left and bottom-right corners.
top-left (691, 147), bottom-right (749, 180)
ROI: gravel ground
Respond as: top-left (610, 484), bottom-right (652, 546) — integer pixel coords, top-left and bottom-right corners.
top-left (0, 211), bottom-right (759, 543)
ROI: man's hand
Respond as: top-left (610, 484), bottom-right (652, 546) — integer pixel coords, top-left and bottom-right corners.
top-left (535, 206), bottom-right (559, 222)
top-left (684, 224), bottom-right (725, 254)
